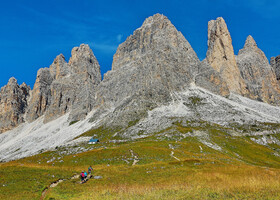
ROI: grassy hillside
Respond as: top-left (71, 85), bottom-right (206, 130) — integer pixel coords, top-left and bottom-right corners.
top-left (1, 124), bottom-right (280, 199)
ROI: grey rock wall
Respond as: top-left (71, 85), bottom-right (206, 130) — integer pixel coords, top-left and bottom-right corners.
top-left (26, 44), bottom-right (101, 123)
top-left (271, 55), bottom-right (280, 81)
top-left (93, 14), bottom-right (229, 127)
top-left (0, 78), bottom-right (30, 132)
top-left (236, 36), bottom-right (280, 105)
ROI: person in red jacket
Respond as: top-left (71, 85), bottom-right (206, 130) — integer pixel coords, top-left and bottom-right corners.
top-left (80, 171), bottom-right (85, 183)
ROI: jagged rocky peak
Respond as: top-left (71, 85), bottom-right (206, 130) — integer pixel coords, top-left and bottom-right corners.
top-left (206, 17), bottom-right (247, 95)
top-left (271, 55), bottom-right (280, 81)
top-left (26, 44), bottom-right (102, 123)
top-left (0, 77), bottom-right (30, 133)
top-left (67, 44), bottom-right (102, 121)
top-left (26, 68), bottom-right (53, 122)
top-left (49, 54), bottom-right (69, 79)
top-left (20, 82), bottom-right (30, 96)
top-left (7, 77), bottom-right (17, 85)
top-left (243, 35), bottom-right (257, 48)
top-left (94, 14), bottom-right (229, 128)
top-left (236, 36), bottom-right (280, 105)
top-left (238, 35), bottom-right (267, 61)
top-left (69, 44), bottom-right (93, 64)
top-left (142, 13), bottom-right (167, 26)
top-left (112, 13), bottom-right (200, 71)
top-left (69, 44), bottom-right (101, 81)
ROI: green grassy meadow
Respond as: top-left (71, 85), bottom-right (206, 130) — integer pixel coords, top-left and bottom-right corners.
top-left (1, 124), bottom-right (280, 199)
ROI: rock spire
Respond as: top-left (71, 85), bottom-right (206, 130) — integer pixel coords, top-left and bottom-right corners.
top-left (236, 36), bottom-right (280, 104)
top-left (0, 78), bottom-right (30, 133)
top-left (206, 17), bottom-right (247, 95)
top-left (26, 44), bottom-right (101, 123)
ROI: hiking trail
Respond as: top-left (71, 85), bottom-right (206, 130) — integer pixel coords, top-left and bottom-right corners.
top-left (40, 174), bottom-right (82, 200)
top-left (130, 149), bottom-right (140, 165)
top-left (169, 144), bottom-right (180, 161)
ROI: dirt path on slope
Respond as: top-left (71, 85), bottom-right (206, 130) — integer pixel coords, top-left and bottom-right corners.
top-left (130, 149), bottom-right (140, 166)
top-left (40, 174), bottom-right (80, 200)
top-left (169, 144), bottom-right (180, 161)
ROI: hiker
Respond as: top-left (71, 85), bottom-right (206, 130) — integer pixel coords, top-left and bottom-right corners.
top-left (84, 171), bottom-right (88, 181)
top-left (80, 171), bottom-right (85, 183)
top-left (88, 166), bottom-right (93, 175)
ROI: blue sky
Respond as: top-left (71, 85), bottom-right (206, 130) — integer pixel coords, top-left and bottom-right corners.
top-left (1, 0), bottom-right (280, 87)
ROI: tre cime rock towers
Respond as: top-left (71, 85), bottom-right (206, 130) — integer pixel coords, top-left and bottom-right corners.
top-left (0, 14), bottom-right (280, 134)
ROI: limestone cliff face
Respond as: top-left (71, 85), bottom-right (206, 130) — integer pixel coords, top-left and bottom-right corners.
top-left (112, 14), bottom-right (199, 72)
top-left (236, 36), bottom-right (280, 104)
top-left (206, 17), bottom-right (247, 95)
top-left (25, 68), bottom-right (53, 122)
top-left (68, 44), bottom-right (102, 121)
top-left (94, 14), bottom-right (229, 127)
top-left (43, 54), bottom-right (71, 122)
top-left (271, 55), bottom-right (280, 82)
top-left (26, 44), bottom-right (101, 123)
top-left (0, 78), bottom-right (30, 133)
top-left (3, 13), bottom-right (280, 135)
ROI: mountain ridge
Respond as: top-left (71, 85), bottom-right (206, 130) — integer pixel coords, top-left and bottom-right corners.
top-left (0, 13), bottom-right (280, 162)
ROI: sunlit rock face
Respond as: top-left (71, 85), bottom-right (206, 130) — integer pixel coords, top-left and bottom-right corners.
top-left (236, 36), bottom-right (280, 105)
top-left (0, 78), bottom-right (30, 133)
top-left (206, 17), bottom-right (247, 95)
top-left (2, 13), bottom-right (280, 136)
top-left (93, 14), bottom-right (229, 127)
top-left (26, 44), bottom-right (101, 123)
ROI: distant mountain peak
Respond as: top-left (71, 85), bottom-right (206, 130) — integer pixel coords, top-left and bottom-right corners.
top-left (7, 77), bottom-right (17, 85)
top-left (141, 13), bottom-right (169, 27)
top-left (244, 35), bottom-right (257, 48)
top-left (236, 36), bottom-right (280, 104)
top-left (112, 13), bottom-right (199, 71)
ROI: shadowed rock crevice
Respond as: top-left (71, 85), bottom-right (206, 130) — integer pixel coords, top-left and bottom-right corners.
top-left (271, 55), bottom-right (280, 81)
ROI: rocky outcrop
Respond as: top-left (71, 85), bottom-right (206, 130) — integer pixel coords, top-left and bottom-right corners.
top-left (0, 78), bottom-right (30, 133)
top-left (25, 68), bottom-right (53, 122)
top-left (271, 55), bottom-right (280, 81)
top-left (43, 54), bottom-right (71, 122)
top-left (111, 13), bottom-right (200, 71)
top-left (67, 44), bottom-right (102, 121)
top-left (195, 60), bottom-right (230, 97)
top-left (236, 36), bottom-right (280, 104)
top-left (26, 44), bottom-right (101, 123)
top-left (93, 14), bottom-right (229, 127)
top-left (206, 17), bottom-right (247, 95)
